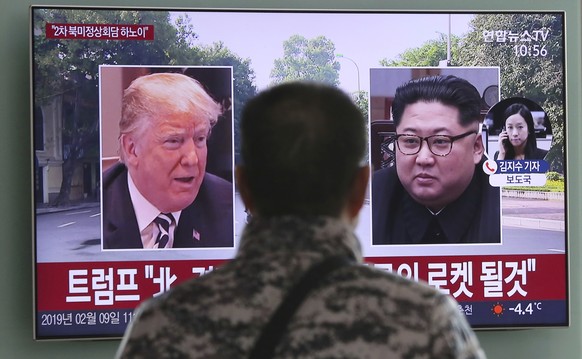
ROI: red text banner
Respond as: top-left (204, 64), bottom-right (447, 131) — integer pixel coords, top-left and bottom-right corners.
top-left (36, 254), bottom-right (566, 312)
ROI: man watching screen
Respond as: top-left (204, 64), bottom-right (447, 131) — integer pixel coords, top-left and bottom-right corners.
top-left (372, 75), bottom-right (500, 245)
top-left (115, 82), bottom-right (486, 358)
top-left (102, 72), bottom-right (233, 249)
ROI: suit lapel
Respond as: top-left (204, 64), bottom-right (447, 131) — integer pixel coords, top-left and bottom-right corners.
top-left (103, 165), bottom-right (144, 249)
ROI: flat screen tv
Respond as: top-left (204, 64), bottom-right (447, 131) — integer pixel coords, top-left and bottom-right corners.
top-left (31, 6), bottom-right (568, 340)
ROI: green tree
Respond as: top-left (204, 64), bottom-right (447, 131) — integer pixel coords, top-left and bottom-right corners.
top-left (197, 42), bottom-right (258, 157)
top-left (271, 35), bottom-right (340, 86)
top-left (354, 91), bottom-right (369, 122)
top-left (380, 33), bottom-right (462, 67)
top-left (34, 9), bottom-right (192, 205)
top-left (457, 13), bottom-right (564, 172)
top-left (33, 9), bottom-right (256, 204)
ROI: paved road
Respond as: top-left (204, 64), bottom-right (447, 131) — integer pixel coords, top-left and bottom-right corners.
top-left (502, 196), bottom-right (565, 231)
top-left (34, 193), bottom-right (566, 262)
top-left (35, 205), bottom-right (102, 262)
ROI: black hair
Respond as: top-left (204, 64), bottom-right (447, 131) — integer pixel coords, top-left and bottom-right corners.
top-left (391, 75), bottom-right (482, 127)
top-left (502, 103), bottom-right (538, 159)
top-left (240, 82), bottom-right (366, 217)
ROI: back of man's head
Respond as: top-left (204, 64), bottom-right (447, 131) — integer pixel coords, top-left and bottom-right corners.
top-left (240, 82), bottom-right (366, 217)
top-left (391, 75), bottom-right (482, 127)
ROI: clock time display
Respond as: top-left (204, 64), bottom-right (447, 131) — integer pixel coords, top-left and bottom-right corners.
top-left (514, 44), bottom-right (548, 57)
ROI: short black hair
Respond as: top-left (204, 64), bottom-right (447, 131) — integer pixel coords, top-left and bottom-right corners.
top-left (391, 75), bottom-right (482, 127)
top-left (503, 103), bottom-right (538, 158)
top-left (240, 82), bottom-right (366, 217)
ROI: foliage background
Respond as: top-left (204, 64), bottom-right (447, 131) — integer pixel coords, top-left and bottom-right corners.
top-left (381, 14), bottom-right (564, 173)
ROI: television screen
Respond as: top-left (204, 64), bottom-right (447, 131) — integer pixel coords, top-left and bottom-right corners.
top-left (31, 7), bottom-right (568, 340)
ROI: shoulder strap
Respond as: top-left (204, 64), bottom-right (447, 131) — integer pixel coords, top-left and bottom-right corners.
top-left (248, 255), bottom-right (353, 359)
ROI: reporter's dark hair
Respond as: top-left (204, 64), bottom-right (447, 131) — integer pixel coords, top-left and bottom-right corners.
top-left (502, 103), bottom-right (538, 159)
top-left (391, 75), bottom-right (482, 127)
top-left (240, 82), bottom-right (366, 217)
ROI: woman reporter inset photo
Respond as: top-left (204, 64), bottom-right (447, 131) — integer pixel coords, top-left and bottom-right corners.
top-left (485, 97), bottom-right (552, 161)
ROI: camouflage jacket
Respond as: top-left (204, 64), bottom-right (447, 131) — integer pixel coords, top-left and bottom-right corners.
top-left (116, 216), bottom-right (486, 359)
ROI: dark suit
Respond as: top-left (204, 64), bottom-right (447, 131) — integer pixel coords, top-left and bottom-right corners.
top-left (372, 160), bottom-right (501, 245)
top-left (102, 163), bottom-right (234, 249)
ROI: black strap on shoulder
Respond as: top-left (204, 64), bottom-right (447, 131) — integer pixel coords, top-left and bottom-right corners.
top-left (248, 255), bottom-right (354, 359)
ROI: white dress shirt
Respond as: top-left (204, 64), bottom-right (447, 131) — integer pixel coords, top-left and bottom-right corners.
top-left (127, 173), bottom-right (181, 249)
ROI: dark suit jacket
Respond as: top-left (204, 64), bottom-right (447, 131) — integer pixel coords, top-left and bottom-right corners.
top-left (372, 160), bottom-right (501, 245)
top-left (102, 163), bottom-right (234, 249)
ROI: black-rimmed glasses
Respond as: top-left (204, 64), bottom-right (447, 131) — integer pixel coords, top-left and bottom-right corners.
top-left (395, 130), bottom-right (478, 157)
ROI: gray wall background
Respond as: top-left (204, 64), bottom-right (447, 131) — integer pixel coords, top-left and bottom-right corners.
top-left (1, 0), bottom-right (580, 358)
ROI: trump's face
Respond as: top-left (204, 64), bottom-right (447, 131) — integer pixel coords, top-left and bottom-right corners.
top-left (123, 111), bottom-right (210, 213)
top-left (395, 101), bottom-right (483, 211)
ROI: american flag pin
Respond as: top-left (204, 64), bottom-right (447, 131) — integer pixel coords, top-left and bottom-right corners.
top-left (193, 229), bottom-right (201, 241)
